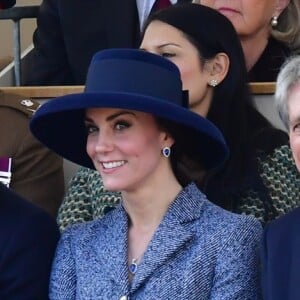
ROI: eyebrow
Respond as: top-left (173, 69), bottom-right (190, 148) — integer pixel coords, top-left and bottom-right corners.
top-left (106, 110), bottom-right (136, 121)
top-left (85, 110), bottom-right (136, 123)
top-left (157, 43), bottom-right (181, 48)
top-left (140, 43), bottom-right (182, 51)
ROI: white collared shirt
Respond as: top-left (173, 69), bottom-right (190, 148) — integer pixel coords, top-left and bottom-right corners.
top-left (136, 0), bottom-right (177, 30)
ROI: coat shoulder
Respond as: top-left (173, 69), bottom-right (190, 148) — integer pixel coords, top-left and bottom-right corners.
top-left (0, 91), bottom-right (41, 118)
top-left (266, 206), bottom-right (300, 237)
top-left (185, 183), bottom-right (262, 232)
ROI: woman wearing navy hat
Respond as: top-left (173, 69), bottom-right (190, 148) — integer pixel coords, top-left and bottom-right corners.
top-left (31, 48), bottom-right (262, 299)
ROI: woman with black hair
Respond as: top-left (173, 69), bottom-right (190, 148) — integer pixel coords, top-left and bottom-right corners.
top-left (57, 3), bottom-right (300, 230)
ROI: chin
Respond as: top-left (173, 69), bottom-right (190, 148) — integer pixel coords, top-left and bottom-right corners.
top-left (101, 180), bottom-right (125, 192)
top-left (102, 184), bottom-right (122, 192)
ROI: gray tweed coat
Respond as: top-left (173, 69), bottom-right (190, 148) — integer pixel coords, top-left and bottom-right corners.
top-left (50, 183), bottom-right (262, 299)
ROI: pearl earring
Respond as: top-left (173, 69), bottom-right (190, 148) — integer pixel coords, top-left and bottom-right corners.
top-left (271, 16), bottom-right (278, 27)
top-left (162, 146), bottom-right (171, 158)
top-left (209, 79), bottom-right (218, 87)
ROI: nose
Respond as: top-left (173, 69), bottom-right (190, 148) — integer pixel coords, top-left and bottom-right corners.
top-left (94, 131), bottom-right (114, 153)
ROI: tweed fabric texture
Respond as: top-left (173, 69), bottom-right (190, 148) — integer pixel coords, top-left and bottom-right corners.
top-left (58, 145), bottom-right (300, 230)
top-left (50, 183), bottom-right (262, 299)
top-left (57, 170), bottom-right (121, 230)
top-left (235, 145), bottom-right (300, 223)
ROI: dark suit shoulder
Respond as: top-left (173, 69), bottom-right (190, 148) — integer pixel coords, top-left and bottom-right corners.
top-left (267, 207), bottom-right (300, 234)
top-left (0, 91), bottom-right (41, 118)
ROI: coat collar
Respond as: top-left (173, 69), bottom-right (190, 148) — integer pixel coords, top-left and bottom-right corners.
top-left (91, 183), bottom-right (206, 293)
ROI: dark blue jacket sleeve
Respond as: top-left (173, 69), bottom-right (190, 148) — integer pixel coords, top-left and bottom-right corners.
top-left (262, 208), bottom-right (300, 300)
top-left (0, 211), bottom-right (60, 299)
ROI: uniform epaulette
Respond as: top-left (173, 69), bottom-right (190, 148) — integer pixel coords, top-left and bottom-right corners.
top-left (0, 90), bottom-right (41, 118)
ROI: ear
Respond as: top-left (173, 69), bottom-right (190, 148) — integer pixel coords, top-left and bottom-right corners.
top-left (208, 52), bottom-right (230, 85)
top-left (160, 131), bottom-right (175, 148)
top-left (275, 0), bottom-right (290, 16)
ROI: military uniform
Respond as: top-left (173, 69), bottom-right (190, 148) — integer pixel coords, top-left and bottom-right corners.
top-left (0, 90), bottom-right (64, 216)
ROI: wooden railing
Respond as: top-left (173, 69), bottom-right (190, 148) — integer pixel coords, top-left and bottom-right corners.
top-left (0, 82), bottom-right (276, 99)
top-left (0, 86), bottom-right (84, 98)
top-left (249, 82), bottom-right (275, 94)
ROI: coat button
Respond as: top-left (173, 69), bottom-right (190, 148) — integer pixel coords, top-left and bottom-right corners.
top-left (119, 296), bottom-right (128, 300)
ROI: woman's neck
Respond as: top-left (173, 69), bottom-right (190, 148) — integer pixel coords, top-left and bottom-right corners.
top-left (122, 174), bottom-right (182, 229)
top-left (240, 30), bottom-right (269, 72)
top-left (125, 174), bottom-right (182, 268)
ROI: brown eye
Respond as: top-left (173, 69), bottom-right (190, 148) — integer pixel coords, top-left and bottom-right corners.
top-left (114, 120), bottom-right (131, 131)
top-left (85, 124), bottom-right (98, 135)
top-left (161, 52), bottom-right (175, 58)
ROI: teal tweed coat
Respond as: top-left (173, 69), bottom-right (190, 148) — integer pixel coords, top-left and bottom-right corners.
top-left (50, 183), bottom-right (262, 299)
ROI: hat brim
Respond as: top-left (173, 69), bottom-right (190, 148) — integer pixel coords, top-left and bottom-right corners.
top-left (30, 92), bottom-right (229, 170)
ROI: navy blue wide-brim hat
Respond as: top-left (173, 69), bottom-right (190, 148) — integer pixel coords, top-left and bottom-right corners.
top-left (30, 49), bottom-right (229, 170)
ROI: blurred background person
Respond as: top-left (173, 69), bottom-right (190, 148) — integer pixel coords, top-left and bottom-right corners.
top-left (0, 0), bottom-right (64, 216)
top-left (0, 90), bottom-right (64, 216)
top-left (26, 0), bottom-right (191, 85)
top-left (194, 0), bottom-right (300, 81)
top-left (262, 55), bottom-right (300, 300)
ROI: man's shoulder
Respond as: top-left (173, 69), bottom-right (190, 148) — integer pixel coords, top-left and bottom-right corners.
top-left (268, 207), bottom-right (300, 232)
top-left (265, 207), bottom-right (300, 247)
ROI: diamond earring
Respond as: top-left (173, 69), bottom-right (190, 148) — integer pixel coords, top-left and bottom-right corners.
top-left (271, 16), bottom-right (278, 27)
top-left (209, 79), bottom-right (218, 87)
top-left (162, 146), bottom-right (171, 158)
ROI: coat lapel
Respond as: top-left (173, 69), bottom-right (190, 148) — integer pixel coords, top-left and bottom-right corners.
top-left (131, 217), bottom-right (194, 292)
top-left (131, 183), bottom-right (205, 292)
top-left (91, 205), bottom-right (130, 294)
top-left (90, 184), bottom-right (205, 295)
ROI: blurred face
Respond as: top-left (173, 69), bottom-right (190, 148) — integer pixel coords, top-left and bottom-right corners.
top-left (85, 108), bottom-right (172, 192)
top-left (288, 83), bottom-right (300, 171)
top-left (140, 21), bottom-right (213, 117)
top-left (199, 0), bottom-right (279, 38)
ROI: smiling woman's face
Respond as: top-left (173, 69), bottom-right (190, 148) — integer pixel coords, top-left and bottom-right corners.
top-left (85, 107), bottom-right (173, 192)
top-left (140, 21), bottom-right (213, 117)
top-left (199, 0), bottom-right (278, 38)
